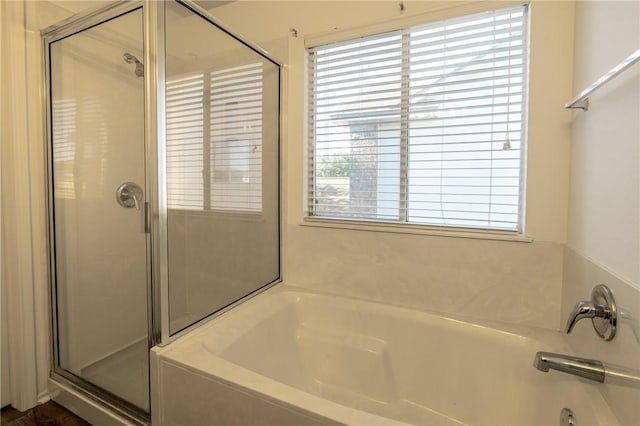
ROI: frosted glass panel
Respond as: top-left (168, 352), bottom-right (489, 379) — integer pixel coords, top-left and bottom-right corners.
top-left (49, 8), bottom-right (149, 412)
top-left (165, 1), bottom-right (280, 334)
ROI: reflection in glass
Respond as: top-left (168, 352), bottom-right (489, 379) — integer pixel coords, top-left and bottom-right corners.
top-left (166, 62), bottom-right (264, 212)
top-left (165, 1), bottom-right (280, 334)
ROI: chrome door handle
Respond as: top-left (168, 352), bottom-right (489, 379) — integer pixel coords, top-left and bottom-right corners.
top-left (144, 201), bottom-right (151, 234)
top-left (116, 182), bottom-right (143, 210)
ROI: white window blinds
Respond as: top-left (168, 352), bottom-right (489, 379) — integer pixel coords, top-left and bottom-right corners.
top-left (166, 63), bottom-right (263, 212)
top-left (167, 74), bottom-right (205, 210)
top-left (51, 98), bottom-right (77, 199)
top-left (308, 6), bottom-right (527, 231)
top-left (209, 63), bottom-right (263, 212)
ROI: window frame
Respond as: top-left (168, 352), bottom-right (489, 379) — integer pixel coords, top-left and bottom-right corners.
top-left (305, 5), bottom-right (530, 237)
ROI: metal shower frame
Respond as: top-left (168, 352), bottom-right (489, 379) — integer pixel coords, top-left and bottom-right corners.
top-left (41, 1), bottom-right (282, 423)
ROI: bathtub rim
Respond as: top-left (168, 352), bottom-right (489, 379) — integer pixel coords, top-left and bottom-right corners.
top-left (161, 282), bottom-right (573, 349)
top-left (151, 283), bottom-right (621, 426)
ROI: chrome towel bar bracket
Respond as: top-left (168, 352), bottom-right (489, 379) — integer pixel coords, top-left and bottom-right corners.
top-left (566, 48), bottom-right (640, 111)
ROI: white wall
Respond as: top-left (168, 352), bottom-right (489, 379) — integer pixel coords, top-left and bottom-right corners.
top-left (567, 0), bottom-right (640, 288)
top-left (209, 0), bottom-right (575, 329)
top-left (1, 240), bottom-right (10, 408)
top-left (0, 0), bottom-right (111, 410)
top-left (562, 1), bottom-right (640, 424)
top-left (1, 0), bottom-right (51, 410)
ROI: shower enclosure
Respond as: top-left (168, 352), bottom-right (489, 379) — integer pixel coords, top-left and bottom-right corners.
top-left (43, 1), bottom-right (280, 422)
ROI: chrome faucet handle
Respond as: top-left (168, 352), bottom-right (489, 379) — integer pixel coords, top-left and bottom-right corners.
top-left (565, 284), bottom-right (617, 341)
top-left (565, 301), bottom-right (604, 332)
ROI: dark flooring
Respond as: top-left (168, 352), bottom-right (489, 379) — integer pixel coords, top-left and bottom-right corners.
top-left (1, 401), bottom-right (91, 426)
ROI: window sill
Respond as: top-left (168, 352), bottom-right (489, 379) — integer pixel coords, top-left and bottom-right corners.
top-left (301, 217), bottom-right (533, 243)
top-left (168, 209), bottom-right (265, 223)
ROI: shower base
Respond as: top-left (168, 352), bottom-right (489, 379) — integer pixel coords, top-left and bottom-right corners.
top-left (81, 338), bottom-right (149, 412)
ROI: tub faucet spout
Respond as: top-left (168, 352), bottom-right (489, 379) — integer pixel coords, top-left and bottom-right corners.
top-left (533, 352), bottom-right (605, 383)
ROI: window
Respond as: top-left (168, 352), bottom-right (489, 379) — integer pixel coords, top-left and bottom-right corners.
top-left (308, 6), bottom-right (528, 232)
top-left (166, 62), bottom-right (263, 212)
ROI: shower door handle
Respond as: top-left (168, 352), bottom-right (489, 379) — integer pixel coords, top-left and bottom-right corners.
top-left (144, 201), bottom-right (151, 234)
top-left (116, 182), bottom-right (143, 210)
top-left (116, 182), bottom-right (150, 234)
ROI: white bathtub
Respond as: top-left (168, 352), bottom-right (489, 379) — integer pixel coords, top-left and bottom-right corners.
top-left (151, 286), bottom-right (619, 426)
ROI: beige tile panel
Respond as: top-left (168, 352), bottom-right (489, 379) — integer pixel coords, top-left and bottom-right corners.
top-left (562, 246), bottom-right (640, 426)
top-left (284, 224), bottom-right (563, 330)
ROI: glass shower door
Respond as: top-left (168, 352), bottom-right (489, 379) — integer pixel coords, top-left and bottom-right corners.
top-left (164, 1), bottom-right (281, 335)
top-left (48, 7), bottom-right (150, 413)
